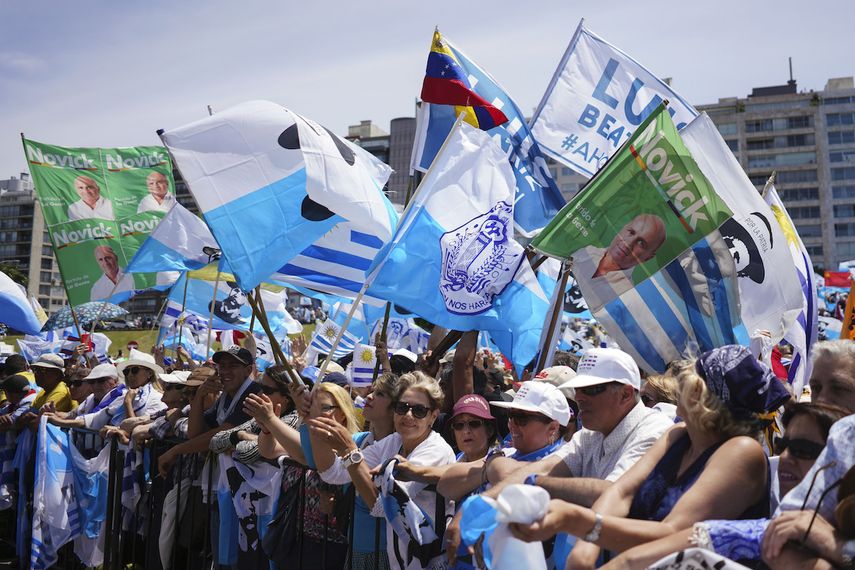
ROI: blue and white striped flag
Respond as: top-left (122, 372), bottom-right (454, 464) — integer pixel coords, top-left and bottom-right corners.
top-left (272, 222), bottom-right (395, 308)
top-left (351, 344), bottom-right (377, 386)
top-left (309, 318), bottom-right (358, 359)
top-left (765, 181), bottom-right (818, 395)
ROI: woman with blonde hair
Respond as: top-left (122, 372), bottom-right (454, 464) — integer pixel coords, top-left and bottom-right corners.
top-left (509, 345), bottom-right (791, 568)
top-left (310, 371), bottom-right (456, 570)
top-left (244, 377), bottom-right (363, 569)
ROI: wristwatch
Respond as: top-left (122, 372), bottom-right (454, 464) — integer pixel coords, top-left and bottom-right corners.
top-left (341, 448), bottom-right (364, 469)
top-left (583, 512), bottom-right (603, 543)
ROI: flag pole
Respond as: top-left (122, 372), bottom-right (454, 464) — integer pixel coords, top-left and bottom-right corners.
top-left (536, 260), bottom-right (571, 372)
top-left (248, 286), bottom-right (259, 333)
top-left (246, 291), bottom-right (302, 384)
top-left (175, 275), bottom-right (189, 358)
top-left (205, 268), bottom-right (221, 355)
top-left (371, 302), bottom-right (392, 382)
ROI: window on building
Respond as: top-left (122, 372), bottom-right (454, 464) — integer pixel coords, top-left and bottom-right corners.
top-left (747, 152), bottom-right (816, 168)
top-left (746, 120), bottom-right (773, 133)
top-left (832, 166), bottom-right (855, 181)
top-left (834, 204), bottom-right (855, 217)
top-left (38, 285), bottom-right (50, 295)
top-left (829, 131), bottom-right (855, 145)
top-left (837, 242), bottom-right (855, 258)
top-left (40, 271), bottom-right (51, 282)
top-left (824, 96), bottom-right (855, 105)
top-left (717, 123), bottom-right (738, 136)
top-left (40, 259), bottom-right (51, 269)
top-left (789, 206), bottom-right (821, 219)
top-left (786, 134), bottom-right (814, 147)
top-left (830, 150), bottom-right (855, 163)
top-left (796, 224), bottom-right (822, 238)
top-left (828, 112), bottom-right (855, 126)
top-left (786, 116), bottom-right (812, 129)
top-left (561, 167), bottom-right (573, 176)
top-left (41, 245), bottom-right (52, 256)
top-left (725, 139), bottom-right (739, 152)
top-left (833, 185), bottom-right (855, 199)
top-left (747, 138), bottom-right (774, 150)
top-left (749, 173), bottom-right (772, 186)
top-left (836, 222), bottom-right (855, 237)
top-left (777, 170), bottom-right (818, 183)
top-left (780, 187), bottom-right (819, 201)
top-left (39, 297), bottom-right (50, 307)
top-left (805, 245), bottom-right (824, 257)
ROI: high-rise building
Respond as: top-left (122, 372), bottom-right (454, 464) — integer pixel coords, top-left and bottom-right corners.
top-left (698, 76), bottom-right (855, 270)
top-left (0, 173), bottom-right (68, 313)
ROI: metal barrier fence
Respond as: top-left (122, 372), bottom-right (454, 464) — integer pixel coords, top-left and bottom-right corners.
top-left (1, 427), bottom-right (386, 570)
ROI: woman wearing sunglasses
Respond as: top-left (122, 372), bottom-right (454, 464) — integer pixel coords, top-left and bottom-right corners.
top-left (311, 371), bottom-right (456, 570)
top-left (594, 401), bottom-right (848, 569)
top-left (245, 377), bottom-right (361, 569)
top-left (509, 345), bottom-right (792, 568)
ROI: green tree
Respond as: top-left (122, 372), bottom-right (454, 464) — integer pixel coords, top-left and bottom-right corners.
top-left (0, 262), bottom-right (28, 287)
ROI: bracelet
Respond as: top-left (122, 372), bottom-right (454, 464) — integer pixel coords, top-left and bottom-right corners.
top-left (524, 473), bottom-right (539, 486)
top-left (583, 512), bottom-right (603, 543)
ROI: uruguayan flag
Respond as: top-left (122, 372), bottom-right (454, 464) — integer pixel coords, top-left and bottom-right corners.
top-left (0, 271), bottom-right (43, 335)
top-left (161, 100), bottom-right (393, 291)
top-left (764, 181), bottom-right (818, 395)
top-left (309, 318), bottom-right (358, 359)
top-left (530, 20), bottom-right (698, 178)
top-left (272, 221), bottom-right (390, 307)
top-left (411, 32), bottom-right (565, 237)
top-left (592, 234), bottom-right (743, 373)
top-left (161, 325), bottom-right (199, 354)
top-left (371, 121), bottom-right (550, 369)
top-left (682, 114), bottom-right (804, 343)
top-left (125, 202), bottom-right (218, 274)
top-left (30, 417), bottom-right (110, 569)
top-left (351, 344), bottom-right (377, 386)
top-left (330, 299), bottom-right (371, 343)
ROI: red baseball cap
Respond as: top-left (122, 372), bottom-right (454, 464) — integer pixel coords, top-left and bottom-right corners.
top-left (450, 394), bottom-right (494, 421)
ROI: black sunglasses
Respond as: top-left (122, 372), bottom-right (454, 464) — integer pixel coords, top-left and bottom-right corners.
top-left (125, 366), bottom-right (144, 376)
top-left (68, 380), bottom-right (84, 388)
top-left (640, 394), bottom-right (655, 406)
top-left (776, 437), bottom-right (825, 461)
top-left (451, 419), bottom-right (485, 431)
top-left (508, 411), bottom-right (551, 426)
top-left (577, 382), bottom-right (619, 397)
top-left (86, 377), bottom-right (110, 385)
top-left (163, 384), bottom-right (185, 392)
top-left (260, 384), bottom-right (288, 397)
top-left (393, 401), bottom-right (432, 419)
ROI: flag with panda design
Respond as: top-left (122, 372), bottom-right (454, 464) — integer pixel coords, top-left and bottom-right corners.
top-left (160, 100), bottom-right (395, 292)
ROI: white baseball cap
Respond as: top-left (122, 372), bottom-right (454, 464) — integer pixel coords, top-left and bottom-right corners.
top-left (392, 348), bottom-right (417, 364)
top-left (82, 363), bottom-right (119, 382)
top-left (491, 381), bottom-right (571, 426)
top-left (560, 348), bottom-right (641, 391)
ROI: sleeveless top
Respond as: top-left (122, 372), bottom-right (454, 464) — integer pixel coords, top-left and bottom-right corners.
top-left (628, 433), bottom-right (770, 522)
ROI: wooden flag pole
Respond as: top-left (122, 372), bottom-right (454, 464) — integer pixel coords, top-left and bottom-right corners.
top-left (205, 268), bottom-right (222, 355)
top-left (371, 302), bottom-right (392, 382)
top-left (175, 275), bottom-right (190, 359)
top-left (536, 261), bottom-right (571, 373)
top-left (246, 291), bottom-right (301, 384)
top-left (247, 286), bottom-right (260, 333)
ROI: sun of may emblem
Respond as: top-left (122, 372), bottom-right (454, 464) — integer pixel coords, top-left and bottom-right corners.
top-left (359, 348), bottom-right (374, 363)
top-left (439, 201), bottom-right (524, 315)
top-left (323, 325), bottom-right (337, 339)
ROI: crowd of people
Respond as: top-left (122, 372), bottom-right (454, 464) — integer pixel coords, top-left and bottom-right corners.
top-left (0, 328), bottom-right (853, 570)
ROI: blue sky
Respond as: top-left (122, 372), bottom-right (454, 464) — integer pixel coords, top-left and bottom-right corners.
top-left (1, 0), bottom-right (853, 177)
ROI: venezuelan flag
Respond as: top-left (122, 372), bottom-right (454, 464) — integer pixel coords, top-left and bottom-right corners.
top-left (420, 30), bottom-right (509, 130)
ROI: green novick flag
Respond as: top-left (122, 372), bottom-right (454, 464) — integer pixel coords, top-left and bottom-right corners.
top-left (22, 138), bottom-right (175, 306)
top-left (531, 105), bottom-right (732, 312)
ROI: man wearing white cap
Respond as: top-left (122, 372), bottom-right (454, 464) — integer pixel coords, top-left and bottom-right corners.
top-left (49, 363), bottom-right (124, 420)
top-left (481, 348), bottom-right (673, 504)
